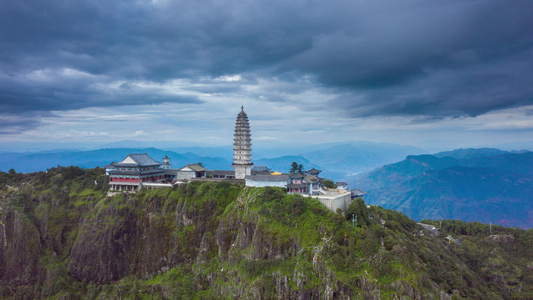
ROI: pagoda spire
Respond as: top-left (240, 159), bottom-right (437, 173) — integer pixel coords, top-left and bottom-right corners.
top-left (232, 107), bottom-right (253, 179)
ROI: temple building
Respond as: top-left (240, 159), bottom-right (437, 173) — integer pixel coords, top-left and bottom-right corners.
top-left (287, 173), bottom-right (308, 194)
top-left (246, 173), bottom-right (289, 188)
top-left (232, 106), bottom-right (253, 179)
top-left (108, 153), bottom-right (166, 191)
top-left (335, 182), bottom-right (348, 190)
top-left (307, 168), bottom-right (321, 177)
top-left (161, 155), bottom-right (172, 169)
top-left (351, 188), bottom-right (367, 199)
top-left (313, 188), bottom-right (353, 212)
top-left (286, 169), bottom-right (322, 195)
top-left (177, 163), bottom-right (207, 180)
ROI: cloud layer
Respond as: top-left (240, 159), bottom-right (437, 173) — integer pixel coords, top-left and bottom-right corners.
top-left (1, 0), bottom-right (532, 135)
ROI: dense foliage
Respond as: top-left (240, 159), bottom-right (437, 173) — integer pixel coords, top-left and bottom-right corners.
top-left (289, 161), bottom-right (304, 174)
top-left (322, 179), bottom-right (336, 189)
top-left (0, 167), bottom-right (532, 299)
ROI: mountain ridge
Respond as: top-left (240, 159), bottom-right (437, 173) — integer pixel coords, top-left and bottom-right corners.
top-left (0, 142), bottom-right (425, 181)
top-left (351, 149), bottom-right (533, 229)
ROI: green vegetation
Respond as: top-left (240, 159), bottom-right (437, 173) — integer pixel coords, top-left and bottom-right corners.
top-left (0, 167), bottom-right (532, 299)
top-left (289, 161), bottom-right (305, 174)
top-left (322, 178), bottom-right (336, 189)
top-left (289, 161), bottom-right (298, 174)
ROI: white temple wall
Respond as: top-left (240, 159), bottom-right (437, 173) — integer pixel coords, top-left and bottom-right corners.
top-left (312, 193), bottom-right (352, 212)
top-left (246, 179), bottom-right (288, 188)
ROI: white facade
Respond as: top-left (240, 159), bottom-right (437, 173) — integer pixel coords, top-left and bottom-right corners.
top-left (245, 174), bottom-right (289, 188)
top-left (246, 179), bottom-right (287, 188)
top-left (142, 182), bottom-right (173, 189)
top-left (177, 168), bottom-right (195, 180)
top-left (311, 189), bottom-right (353, 212)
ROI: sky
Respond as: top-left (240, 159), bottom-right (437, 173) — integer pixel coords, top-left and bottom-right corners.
top-left (1, 0), bottom-right (533, 153)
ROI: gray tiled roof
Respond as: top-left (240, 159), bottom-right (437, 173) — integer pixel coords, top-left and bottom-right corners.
top-left (104, 162), bottom-right (116, 169)
top-left (286, 183), bottom-right (308, 189)
top-left (307, 168), bottom-right (321, 174)
top-left (351, 189), bottom-right (367, 196)
top-left (289, 173), bottom-right (305, 179)
top-left (252, 165), bottom-right (270, 172)
top-left (246, 174), bottom-right (289, 182)
top-left (115, 153), bottom-right (161, 167)
top-left (304, 175), bottom-right (319, 183)
top-left (164, 169), bottom-right (179, 175)
top-left (180, 164), bottom-right (206, 172)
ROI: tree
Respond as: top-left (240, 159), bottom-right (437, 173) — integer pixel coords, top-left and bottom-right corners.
top-left (345, 198), bottom-right (370, 227)
top-left (298, 164), bottom-right (304, 173)
top-left (322, 179), bottom-right (335, 189)
top-left (290, 162), bottom-right (299, 174)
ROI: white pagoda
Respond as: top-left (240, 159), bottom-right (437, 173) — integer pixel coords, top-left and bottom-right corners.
top-left (232, 106), bottom-right (253, 179)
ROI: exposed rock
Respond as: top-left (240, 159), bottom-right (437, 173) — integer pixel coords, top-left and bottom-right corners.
top-left (0, 208), bottom-right (43, 286)
top-left (489, 234), bottom-right (516, 244)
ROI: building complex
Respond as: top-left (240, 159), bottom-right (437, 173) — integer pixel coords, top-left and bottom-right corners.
top-left (107, 107), bottom-right (364, 212)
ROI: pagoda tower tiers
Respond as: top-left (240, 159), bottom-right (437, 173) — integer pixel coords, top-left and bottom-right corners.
top-left (232, 106), bottom-right (253, 179)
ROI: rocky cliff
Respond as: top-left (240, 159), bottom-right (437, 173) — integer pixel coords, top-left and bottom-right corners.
top-left (0, 167), bottom-right (532, 299)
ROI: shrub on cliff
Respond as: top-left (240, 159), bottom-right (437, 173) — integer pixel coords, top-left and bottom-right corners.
top-left (344, 197), bottom-right (369, 227)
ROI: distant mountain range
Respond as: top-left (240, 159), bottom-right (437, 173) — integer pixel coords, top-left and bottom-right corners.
top-left (3, 144), bottom-right (532, 228)
top-left (350, 148), bottom-right (533, 229)
top-left (0, 148), bottom-right (233, 174)
top-left (0, 141), bottom-right (424, 181)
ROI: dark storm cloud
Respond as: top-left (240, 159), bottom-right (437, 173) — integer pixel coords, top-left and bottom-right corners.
top-left (0, 68), bottom-right (201, 113)
top-left (0, 112), bottom-right (51, 134)
top-left (329, 48), bottom-right (533, 118)
top-left (1, 0), bottom-right (533, 133)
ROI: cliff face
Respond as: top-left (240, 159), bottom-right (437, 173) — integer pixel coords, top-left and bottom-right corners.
top-left (0, 168), bottom-right (532, 299)
top-left (0, 208), bottom-right (42, 287)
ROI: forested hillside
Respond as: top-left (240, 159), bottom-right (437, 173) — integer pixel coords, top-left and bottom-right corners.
top-left (351, 149), bottom-right (533, 229)
top-left (0, 168), bottom-right (532, 299)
